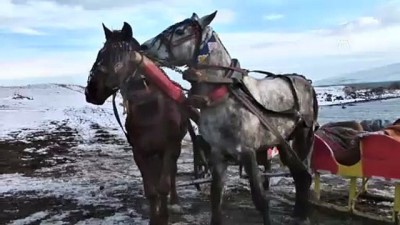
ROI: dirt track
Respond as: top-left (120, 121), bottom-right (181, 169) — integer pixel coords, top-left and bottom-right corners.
top-left (0, 120), bottom-right (395, 225)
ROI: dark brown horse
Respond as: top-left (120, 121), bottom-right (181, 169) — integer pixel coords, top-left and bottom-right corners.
top-left (84, 22), bottom-right (196, 225)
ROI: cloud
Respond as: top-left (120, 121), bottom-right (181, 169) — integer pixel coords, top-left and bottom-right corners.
top-left (213, 9), bottom-right (236, 24)
top-left (338, 17), bottom-right (380, 32)
top-left (263, 13), bottom-right (284, 21)
top-left (0, 51), bottom-right (94, 80)
top-left (11, 0), bottom-right (167, 10)
top-left (1, 0), bottom-right (227, 35)
top-left (0, 0), bottom-right (234, 84)
top-left (375, 0), bottom-right (400, 25)
top-left (169, 8), bottom-right (235, 24)
top-left (2, 0), bottom-right (400, 85)
top-left (251, 0), bottom-right (287, 6)
top-left (9, 27), bottom-right (45, 35)
top-left (215, 21), bottom-right (400, 80)
top-left (0, 0), bottom-right (155, 33)
top-left (328, 1), bottom-right (400, 35)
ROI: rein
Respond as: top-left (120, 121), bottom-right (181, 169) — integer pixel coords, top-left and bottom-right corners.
top-left (112, 92), bottom-right (130, 143)
top-left (183, 64), bottom-right (281, 84)
top-left (109, 49), bottom-right (144, 147)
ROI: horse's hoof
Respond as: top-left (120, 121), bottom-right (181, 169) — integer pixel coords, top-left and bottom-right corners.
top-left (169, 204), bottom-right (183, 214)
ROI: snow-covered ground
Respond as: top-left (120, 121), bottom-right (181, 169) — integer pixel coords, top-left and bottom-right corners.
top-left (0, 84), bottom-right (125, 140)
top-left (315, 85), bottom-right (400, 106)
top-left (0, 84), bottom-right (395, 225)
top-left (0, 84), bottom-right (149, 224)
top-left (0, 83), bottom-right (287, 224)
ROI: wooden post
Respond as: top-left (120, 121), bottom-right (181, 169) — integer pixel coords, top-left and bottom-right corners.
top-left (314, 172), bottom-right (321, 200)
top-left (361, 178), bottom-right (369, 193)
top-left (393, 183), bottom-right (400, 223)
top-left (348, 177), bottom-right (357, 211)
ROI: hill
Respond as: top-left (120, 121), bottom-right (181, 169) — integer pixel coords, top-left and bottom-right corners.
top-left (314, 63), bottom-right (400, 86)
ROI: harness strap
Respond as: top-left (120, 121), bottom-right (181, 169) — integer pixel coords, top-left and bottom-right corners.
top-left (190, 63), bottom-right (248, 75)
top-left (112, 93), bottom-right (131, 144)
top-left (229, 87), bottom-right (307, 172)
top-left (182, 69), bottom-right (234, 84)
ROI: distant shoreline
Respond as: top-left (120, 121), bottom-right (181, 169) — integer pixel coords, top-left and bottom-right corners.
top-left (321, 95), bottom-right (400, 107)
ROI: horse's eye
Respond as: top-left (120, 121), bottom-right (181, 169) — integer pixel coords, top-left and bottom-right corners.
top-left (175, 29), bottom-right (184, 35)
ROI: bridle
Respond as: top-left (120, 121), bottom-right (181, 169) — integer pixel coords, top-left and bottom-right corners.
top-left (91, 40), bottom-right (150, 93)
top-left (145, 19), bottom-right (204, 68)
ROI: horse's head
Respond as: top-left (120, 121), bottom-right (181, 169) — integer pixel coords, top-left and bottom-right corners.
top-left (141, 11), bottom-right (218, 67)
top-left (85, 22), bottom-right (141, 105)
top-left (141, 11), bottom-right (234, 108)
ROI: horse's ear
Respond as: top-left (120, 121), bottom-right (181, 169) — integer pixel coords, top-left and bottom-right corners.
top-left (191, 12), bottom-right (199, 20)
top-left (121, 22), bottom-right (133, 40)
top-left (102, 23), bottom-right (112, 40)
top-left (198, 10), bottom-right (217, 28)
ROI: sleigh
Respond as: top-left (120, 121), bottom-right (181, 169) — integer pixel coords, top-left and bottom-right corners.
top-left (310, 133), bottom-right (400, 224)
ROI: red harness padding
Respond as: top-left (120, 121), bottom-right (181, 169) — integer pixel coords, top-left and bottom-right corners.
top-left (208, 85), bottom-right (229, 103)
top-left (131, 52), bottom-right (186, 104)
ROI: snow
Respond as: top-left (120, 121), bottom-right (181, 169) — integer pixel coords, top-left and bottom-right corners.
top-left (315, 85), bottom-right (400, 106)
top-left (9, 211), bottom-right (50, 225)
top-left (75, 213), bottom-right (147, 225)
top-left (0, 83), bottom-right (398, 224)
top-left (0, 83), bottom-right (289, 224)
top-left (0, 84), bottom-right (125, 141)
top-left (0, 84), bottom-right (144, 224)
top-left (0, 83), bottom-right (397, 141)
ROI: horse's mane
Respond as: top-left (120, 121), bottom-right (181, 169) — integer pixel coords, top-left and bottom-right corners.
top-left (107, 29), bottom-right (141, 49)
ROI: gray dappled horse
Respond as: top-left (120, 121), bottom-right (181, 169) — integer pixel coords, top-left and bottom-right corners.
top-left (85, 22), bottom-right (198, 225)
top-left (141, 11), bottom-right (319, 225)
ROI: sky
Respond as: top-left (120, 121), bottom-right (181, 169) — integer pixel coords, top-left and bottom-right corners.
top-left (1, 0), bottom-right (400, 86)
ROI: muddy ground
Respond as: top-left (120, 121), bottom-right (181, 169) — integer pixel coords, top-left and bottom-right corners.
top-left (0, 121), bottom-right (396, 225)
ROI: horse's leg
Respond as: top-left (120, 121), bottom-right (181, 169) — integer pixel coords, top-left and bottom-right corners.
top-left (262, 158), bottom-right (271, 191)
top-left (210, 148), bottom-right (227, 225)
top-left (158, 143), bottom-right (181, 225)
top-left (287, 127), bottom-right (314, 223)
top-left (239, 163), bottom-right (244, 178)
top-left (242, 148), bottom-right (271, 225)
top-left (170, 142), bottom-right (181, 205)
top-left (134, 154), bottom-right (161, 225)
top-left (257, 150), bottom-right (271, 191)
